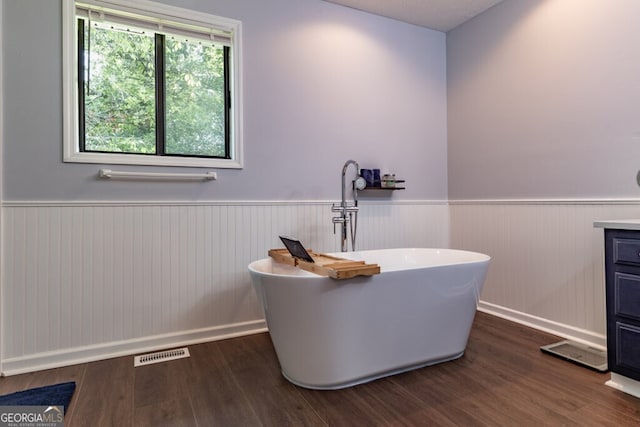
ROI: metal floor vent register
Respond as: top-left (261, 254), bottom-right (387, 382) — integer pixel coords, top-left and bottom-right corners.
top-left (540, 340), bottom-right (607, 372)
top-left (134, 347), bottom-right (190, 367)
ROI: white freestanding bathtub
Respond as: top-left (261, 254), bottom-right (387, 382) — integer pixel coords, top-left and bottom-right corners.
top-left (248, 248), bottom-right (490, 390)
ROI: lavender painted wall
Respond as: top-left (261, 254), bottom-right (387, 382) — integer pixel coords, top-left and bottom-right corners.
top-left (2, 0), bottom-right (447, 201)
top-left (447, 0), bottom-right (640, 200)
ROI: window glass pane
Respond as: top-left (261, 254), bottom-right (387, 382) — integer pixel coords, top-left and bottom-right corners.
top-left (83, 23), bottom-right (156, 154)
top-left (164, 37), bottom-right (226, 157)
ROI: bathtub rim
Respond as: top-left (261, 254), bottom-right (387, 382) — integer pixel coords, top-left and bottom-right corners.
top-left (248, 247), bottom-right (491, 279)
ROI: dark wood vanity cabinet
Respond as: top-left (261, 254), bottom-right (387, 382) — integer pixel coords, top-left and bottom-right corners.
top-left (605, 229), bottom-right (640, 381)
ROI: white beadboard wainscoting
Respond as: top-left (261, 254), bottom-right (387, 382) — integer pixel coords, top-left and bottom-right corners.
top-left (4, 198), bottom-right (636, 374)
top-left (1, 200), bottom-right (449, 375)
top-left (451, 200), bottom-right (640, 348)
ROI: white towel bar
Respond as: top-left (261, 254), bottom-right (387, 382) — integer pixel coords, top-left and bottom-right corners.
top-left (99, 169), bottom-right (217, 181)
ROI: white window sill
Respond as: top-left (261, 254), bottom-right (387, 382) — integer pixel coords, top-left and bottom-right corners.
top-left (64, 150), bottom-right (242, 169)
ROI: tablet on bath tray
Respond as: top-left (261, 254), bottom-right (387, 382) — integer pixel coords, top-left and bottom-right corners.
top-left (279, 236), bottom-right (315, 263)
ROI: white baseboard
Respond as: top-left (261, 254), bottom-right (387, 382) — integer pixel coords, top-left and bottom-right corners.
top-left (606, 373), bottom-right (640, 399)
top-left (478, 301), bottom-right (606, 349)
top-left (0, 301), bottom-right (607, 376)
top-left (1, 319), bottom-right (267, 376)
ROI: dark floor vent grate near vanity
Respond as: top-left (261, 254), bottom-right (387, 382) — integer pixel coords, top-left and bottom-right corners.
top-left (134, 347), bottom-right (190, 367)
top-left (540, 340), bottom-right (607, 372)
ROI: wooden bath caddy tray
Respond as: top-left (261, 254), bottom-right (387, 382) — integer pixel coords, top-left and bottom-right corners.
top-left (268, 248), bottom-right (380, 280)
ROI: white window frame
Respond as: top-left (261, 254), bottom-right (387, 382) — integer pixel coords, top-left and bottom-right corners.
top-left (62, 0), bottom-right (243, 169)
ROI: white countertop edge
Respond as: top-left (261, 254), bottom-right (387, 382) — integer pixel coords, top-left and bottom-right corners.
top-left (594, 219), bottom-right (640, 230)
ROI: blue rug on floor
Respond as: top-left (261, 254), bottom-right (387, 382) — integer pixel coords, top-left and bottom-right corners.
top-left (0, 382), bottom-right (76, 409)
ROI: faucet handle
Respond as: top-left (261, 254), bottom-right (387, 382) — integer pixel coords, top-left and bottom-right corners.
top-left (332, 216), bottom-right (346, 234)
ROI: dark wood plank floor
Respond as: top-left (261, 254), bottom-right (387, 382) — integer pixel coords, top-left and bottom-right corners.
top-left (1, 312), bottom-right (639, 426)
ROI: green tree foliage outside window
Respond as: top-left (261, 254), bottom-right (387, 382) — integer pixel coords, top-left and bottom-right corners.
top-left (80, 20), bottom-right (228, 158)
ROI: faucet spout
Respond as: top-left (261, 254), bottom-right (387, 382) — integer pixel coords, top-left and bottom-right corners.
top-left (332, 160), bottom-right (364, 252)
top-left (341, 160), bottom-right (359, 208)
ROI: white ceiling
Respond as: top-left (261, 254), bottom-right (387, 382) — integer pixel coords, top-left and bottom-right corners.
top-left (323, 0), bottom-right (504, 32)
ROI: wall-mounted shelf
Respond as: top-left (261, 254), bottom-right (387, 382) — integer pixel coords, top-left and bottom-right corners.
top-left (362, 180), bottom-right (405, 190)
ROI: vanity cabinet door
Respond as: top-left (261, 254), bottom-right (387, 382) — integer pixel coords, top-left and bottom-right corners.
top-left (616, 322), bottom-right (640, 372)
top-left (614, 272), bottom-right (640, 322)
top-left (613, 238), bottom-right (640, 266)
